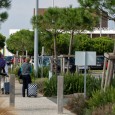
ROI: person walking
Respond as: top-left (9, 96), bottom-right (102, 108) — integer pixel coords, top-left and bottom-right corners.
top-left (0, 53), bottom-right (7, 94)
top-left (21, 57), bottom-right (32, 97)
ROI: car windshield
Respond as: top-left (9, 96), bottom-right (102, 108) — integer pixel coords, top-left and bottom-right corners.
top-left (96, 56), bottom-right (104, 63)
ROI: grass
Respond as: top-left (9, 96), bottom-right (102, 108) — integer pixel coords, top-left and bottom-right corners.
top-left (88, 69), bottom-right (103, 73)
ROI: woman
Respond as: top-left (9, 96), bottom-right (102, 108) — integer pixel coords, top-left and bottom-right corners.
top-left (21, 57), bottom-right (32, 97)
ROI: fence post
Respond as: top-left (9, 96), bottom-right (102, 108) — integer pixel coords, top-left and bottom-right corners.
top-left (57, 76), bottom-right (63, 114)
top-left (10, 74), bottom-right (15, 107)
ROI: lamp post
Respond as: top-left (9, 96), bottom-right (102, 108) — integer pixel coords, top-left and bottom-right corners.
top-left (34, 0), bottom-right (38, 77)
top-left (52, 0), bottom-right (54, 7)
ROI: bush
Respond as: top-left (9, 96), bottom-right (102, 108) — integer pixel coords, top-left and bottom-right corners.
top-left (87, 87), bottom-right (115, 108)
top-left (86, 75), bottom-right (101, 97)
top-left (64, 73), bottom-right (101, 97)
top-left (11, 65), bottom-right (20, 77)
top-left (66, 87), bottom-right (115, 115)
top-left (66, 95), bottom-right (87, 115)
top-left (38, 66), bottom-right (49, 78)
top-left (35, 78), bottom-right (48, 94)
top-left (43, 75), bottom-right (57, 97)
top-left (64, 73), bottom-right (84, 95)
top-left (43, 73), bottom-right (101, 97)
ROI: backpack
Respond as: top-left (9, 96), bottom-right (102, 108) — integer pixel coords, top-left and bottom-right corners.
top-left (0, 59), bottom-right (6, 68)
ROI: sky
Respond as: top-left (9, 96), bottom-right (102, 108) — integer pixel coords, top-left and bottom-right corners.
top-left (0, 0), bottom-right (115, 37)
top-left (0, 0), bottom-right (79, 37)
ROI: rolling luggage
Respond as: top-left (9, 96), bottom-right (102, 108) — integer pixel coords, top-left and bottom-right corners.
top-left (4, 77), bottom-right (10, 94)
top-left (28, 83), bottom-right (37, 97)
top-left (4, 82), bottom-right (10, 94)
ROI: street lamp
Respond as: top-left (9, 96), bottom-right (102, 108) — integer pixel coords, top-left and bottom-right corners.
top-left (34, 0), bottom-right (38, 77)
top-left (52, 0), bottom-right (54, 7)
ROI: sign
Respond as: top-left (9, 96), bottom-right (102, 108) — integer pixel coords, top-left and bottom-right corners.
top-left (75, 51), bottom-right (96, 66)
top-left (75, 51), bottom-right (96, 98)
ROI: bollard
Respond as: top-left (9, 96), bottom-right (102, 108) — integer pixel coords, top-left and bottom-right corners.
top-left (57, 76), bottom-right (63, 114)
top-left (10, 74), bottom-right (15, 107)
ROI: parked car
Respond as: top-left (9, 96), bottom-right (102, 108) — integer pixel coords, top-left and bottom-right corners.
top-left (89, 55), bottom-right (104, 70)
top-left (31, 56), bottom-right (51, 67)
top-left (64, 57), bottom-right (76, 73)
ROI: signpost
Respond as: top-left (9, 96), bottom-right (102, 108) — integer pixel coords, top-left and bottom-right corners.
top-left (75, 51), bottom-right (96, 98)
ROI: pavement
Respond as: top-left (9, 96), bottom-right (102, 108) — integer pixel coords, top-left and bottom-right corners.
top-left (0, 79), bottom-right (75, 115)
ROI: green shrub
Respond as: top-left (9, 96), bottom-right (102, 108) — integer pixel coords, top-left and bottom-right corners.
top-left (87, 87), bottom-right (115, 109)
top-left (38, 66), bottom-right (49, 78)
top-left (11, 65), bottom-right (20, 77)
top-left (67, 87), bottom-right (115, 115)
top-left (30, 67), bottom-right (36, 81)
top-left (43, 75), bottom-right (57, 97)
top-left (112, 104), bottom-right (115, 114)
top-left (86, 75), bottom-right (101, 97)
top-left (64, 73), bottom-right (84, 95)
top-left (43, 73), bottom-right (101, 97)
top-left (35, 78), bottom-right (48, 94)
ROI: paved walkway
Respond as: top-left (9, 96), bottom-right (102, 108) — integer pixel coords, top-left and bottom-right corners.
top-left (0, 79), bottom-right (75, 115)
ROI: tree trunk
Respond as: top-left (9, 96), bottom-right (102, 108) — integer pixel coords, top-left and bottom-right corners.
top-left (101, 57), bottom-right (107, 89)
top-left (67, 30), bottom-right (74, 73)
top-left (54, 30), bottom-right (57, 76)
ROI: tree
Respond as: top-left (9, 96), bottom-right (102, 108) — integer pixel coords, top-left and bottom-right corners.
top-left (43, 8), bottom-right (63, 75)
top-left (56, 33), bottom-right (70, 55)
top-left (0, 33), bottom-right (6, 50)
top-left (0, 0), bottom-right (11, 27)
top-left (6, 29), bottom-right (34, 55)
top-left (74, 34), bottom-right (113, 55)
top-left (78, 0), bottom-right (115, 21)
top-left (38, 31), bottom-right (70, 55)
top-left (39, 30), bottom-right (53, 55)
top-left (74, 34), bottom-right (94, 52)
top-left (77, 0), bottom-right (115, 88)
top-left (60, 7), bottom-right (98, 72)
top-left (61, 7), bottom-right (98, 54)
top-left (31, 7), bottom-right (63, 75)
top-left (31, 7), bottom-right (99, 73)
top-left (92, 37), bottom-right (114, 55)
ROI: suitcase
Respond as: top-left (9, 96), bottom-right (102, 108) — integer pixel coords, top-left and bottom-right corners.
top-left (4, 82), bottom-right (10, 94)
top-left (28, 83), bottom-right (37, 97)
